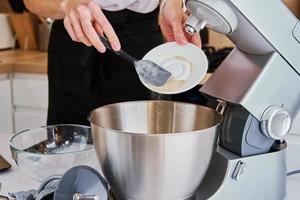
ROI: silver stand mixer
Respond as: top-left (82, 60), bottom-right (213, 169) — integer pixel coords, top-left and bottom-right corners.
top-left (53, 1), bottom-right (300, 200)
top-left (185, 0), bottom-right (300, 199)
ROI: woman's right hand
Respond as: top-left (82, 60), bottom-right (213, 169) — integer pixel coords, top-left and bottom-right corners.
top-left (159, 0), bottom-right (201, 47)
top-left (60, 0), bottom-right (120, 52)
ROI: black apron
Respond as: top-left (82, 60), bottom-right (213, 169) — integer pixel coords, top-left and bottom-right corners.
top-left (47, 8), bottom-right (169, 126)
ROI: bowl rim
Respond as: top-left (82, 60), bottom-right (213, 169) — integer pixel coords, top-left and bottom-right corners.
top-left (9, 124), bottom-right (95, 155)
top-left (88, 100), bottom-right (223, 137)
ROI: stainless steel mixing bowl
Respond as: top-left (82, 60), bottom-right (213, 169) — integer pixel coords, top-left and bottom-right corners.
top-left (90, 101), bottom-right (222, 200)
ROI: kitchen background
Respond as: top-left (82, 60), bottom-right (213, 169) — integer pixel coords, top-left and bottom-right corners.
top-left (0, 0), bottom-right (300, 166)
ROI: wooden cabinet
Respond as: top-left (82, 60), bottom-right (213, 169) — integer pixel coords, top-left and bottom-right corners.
top-left (0, 74), bottom-right (13, 134)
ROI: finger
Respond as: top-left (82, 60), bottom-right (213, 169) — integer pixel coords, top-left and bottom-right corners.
top-left (160, 24), bottom-right (175, 42)
top-left (93, 22), bottom-right (103, 36)
top-left (171, 19), bottom-right (188, 45)
top-left (159, 18), bottom-right (179, 43)
top-left (69, 9), bottom-right (92, 46)
top-left (184, 31), bottom-right (202, 47)
top-left (77, 5), bottom-right (106, 52)
top-left (63, 17), bottom-right (79, 42)
top-left (166, 35), bottom-right (175, 42)
top-left (183, 13), bottom-right (189, 22)
top-left (163, 31), bottom-right (175, 42)
top-left (88, 1), bottom-right (121, 51)
top-left (191, 34), bottom-right (202, 47)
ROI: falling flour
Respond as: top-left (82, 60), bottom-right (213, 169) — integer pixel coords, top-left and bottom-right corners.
top-left (150, 91), bottom-right (165, 100)
top-left (148, 75), bottom-right (187, 93)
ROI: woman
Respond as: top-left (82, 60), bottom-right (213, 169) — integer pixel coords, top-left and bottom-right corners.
top-left (23, 0), bottom-right (201, 125)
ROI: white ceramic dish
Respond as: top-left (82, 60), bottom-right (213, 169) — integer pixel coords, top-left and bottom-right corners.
top-left (142, 42), bottom-right (208, 94)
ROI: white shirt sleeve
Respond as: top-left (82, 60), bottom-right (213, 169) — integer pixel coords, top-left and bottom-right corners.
top-left (94, 0), bottom-right (160, 13)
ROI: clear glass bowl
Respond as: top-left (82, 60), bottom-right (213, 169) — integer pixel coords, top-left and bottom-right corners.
top-left (10, 124), bottom-right (99, 181)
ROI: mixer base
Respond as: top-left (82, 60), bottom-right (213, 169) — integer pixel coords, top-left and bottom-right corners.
top-left (196, 146), bottom-right (287, 200)
top-left (108, 190), bottom-right (196, 200)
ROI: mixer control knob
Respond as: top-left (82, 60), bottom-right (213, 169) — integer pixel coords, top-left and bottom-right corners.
top-left (261, 106), bottom-right (291, 140)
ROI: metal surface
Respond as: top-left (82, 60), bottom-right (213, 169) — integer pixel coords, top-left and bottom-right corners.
top-left (200, 48), bottom-right (300, 122)
top-left (185, 0), bottom-right (273, 54)
top-left (185, 0), bottom-right (300, 60)
top-left (183, 1), bottom-right (293, 199)
top-left (90, 101), bottom-right (222, 200)
top-left (185, 15), bottom-right (207, 34)
top-left (185, 0), bottom-right (237, 35)
top-left (186, 0), bottom-right (300, 123)
top-left (99, 36), bottom-right (171, 87)
top-left (228, 0), bottom-right (300, 72)
top-left (196, 144), bottom-right (287, 200)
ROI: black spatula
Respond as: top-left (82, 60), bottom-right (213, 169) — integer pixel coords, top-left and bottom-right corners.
top-left (99, 36), bottom-right (172, 87)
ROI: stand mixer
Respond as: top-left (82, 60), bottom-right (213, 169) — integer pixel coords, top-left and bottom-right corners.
top-left (184, 0), bottom-right (300, 199)
top-left (52, 1), bottom-right (300, 200)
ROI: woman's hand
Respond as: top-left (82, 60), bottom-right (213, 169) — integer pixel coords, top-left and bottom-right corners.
top-left (60, 0), bottom-right (120, 52)
top-left (159, 0), bottom-right (201, 47)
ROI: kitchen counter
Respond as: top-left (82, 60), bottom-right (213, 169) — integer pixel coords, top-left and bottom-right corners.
top-left (0, 133), bottom-right (300, 199)
top-left (0, 50), bottom-right (47, 74)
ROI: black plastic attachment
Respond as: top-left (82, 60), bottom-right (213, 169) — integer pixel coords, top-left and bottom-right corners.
top-left (219, 104), bottom-right (275, 157)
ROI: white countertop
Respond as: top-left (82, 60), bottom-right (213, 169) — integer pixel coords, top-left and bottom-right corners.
top-left (0, 133), bottom-right (300, 199)
top-left (0, 134), bottom-right (40, 196)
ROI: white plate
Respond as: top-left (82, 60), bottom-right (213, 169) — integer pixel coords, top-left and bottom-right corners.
top-left (142, 42), bottom-right (208, 94)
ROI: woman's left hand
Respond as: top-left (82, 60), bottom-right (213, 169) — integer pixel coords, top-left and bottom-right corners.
top-left (159, 0), bottom-right (201, 47)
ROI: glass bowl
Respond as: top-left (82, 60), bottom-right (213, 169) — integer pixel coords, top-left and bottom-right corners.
top-left (10, 124), bottom-right (99, 181)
